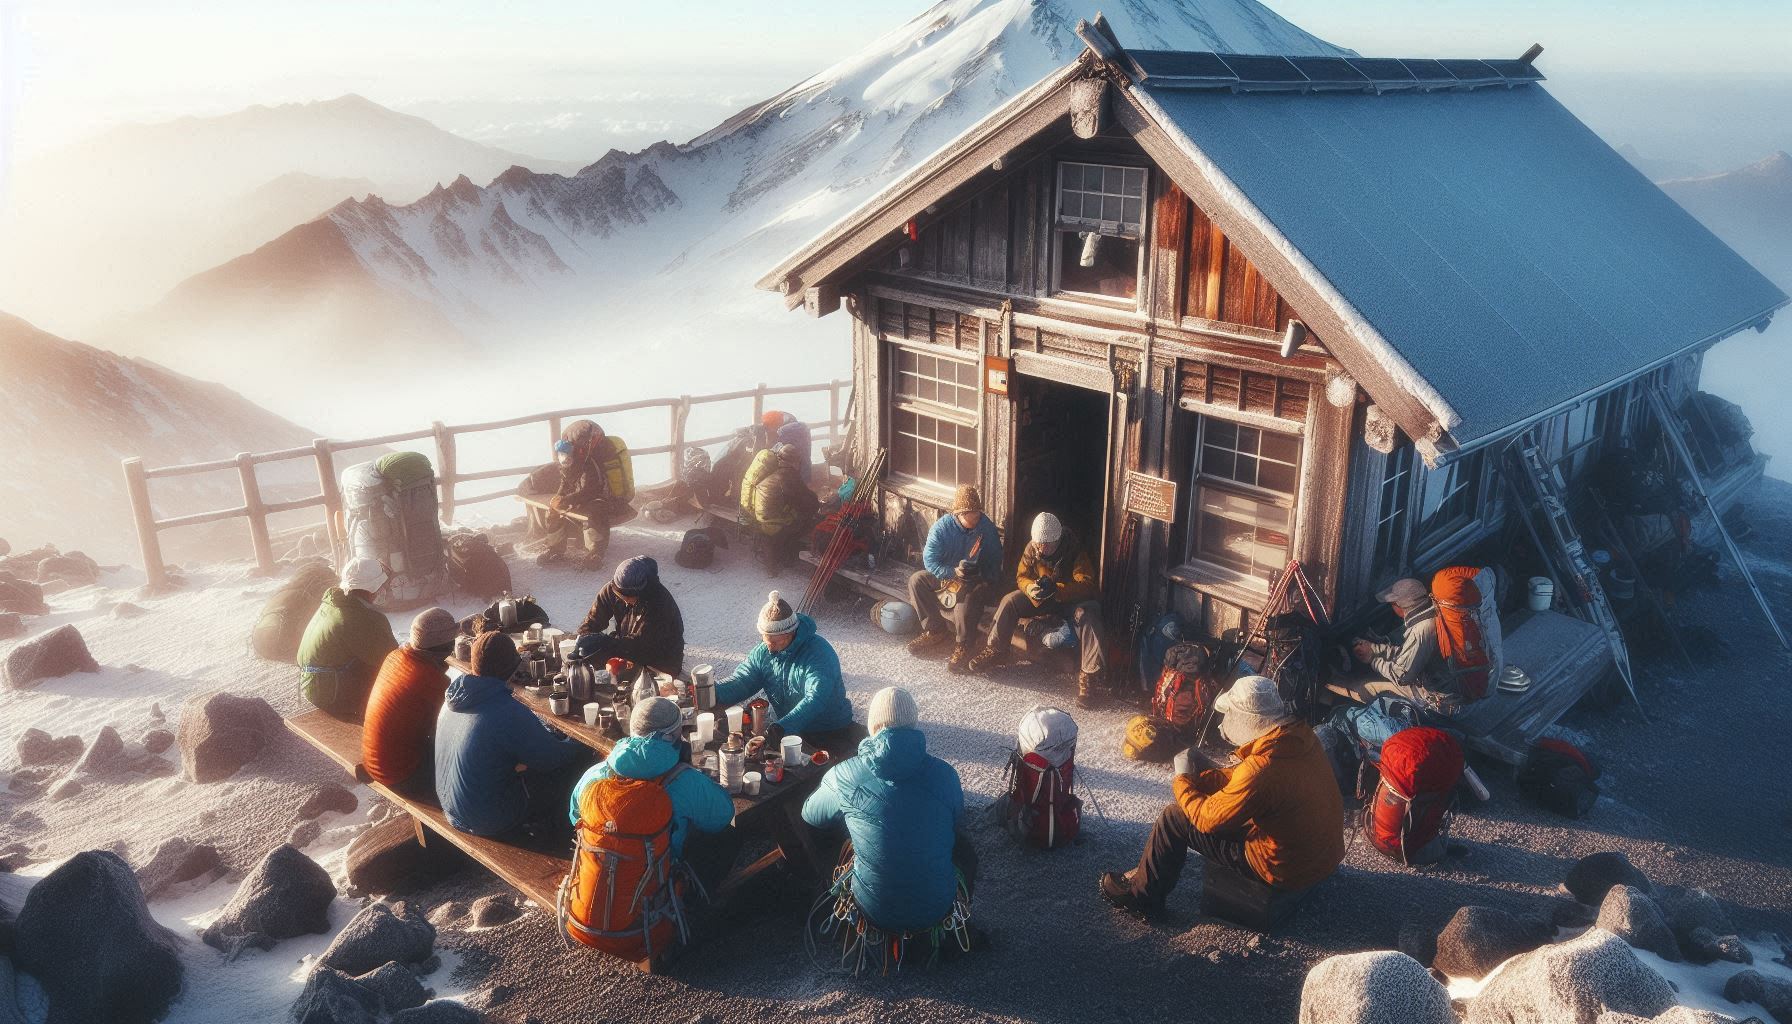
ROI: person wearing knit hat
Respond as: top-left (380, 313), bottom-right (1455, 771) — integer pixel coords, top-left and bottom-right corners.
top-left (906, 487), bottom-right (1003, 673)
top-left (362, 607), bottom-right (457, 795)
top-left (434, 631), bottom-right (584, 839)
top-left (1099, 675), bottom-right (1344, 917)
top-left (714, 591), bottom-right (862, 757)
top-left (574, 554), bottom-right (686, 675)
top-left (802, 685), bottom-right (979, 943)
top-left (296, 559), bottom-right (399, 718)
top-left (966, 510), bottom-right (1107, 708)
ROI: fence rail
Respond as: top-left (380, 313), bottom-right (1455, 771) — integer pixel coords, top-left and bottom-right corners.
top-left (122, 379), bottom-right (853, 591)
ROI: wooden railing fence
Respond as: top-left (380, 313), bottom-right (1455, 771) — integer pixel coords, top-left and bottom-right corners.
top-left (122, 379), bottom-right (852, 591)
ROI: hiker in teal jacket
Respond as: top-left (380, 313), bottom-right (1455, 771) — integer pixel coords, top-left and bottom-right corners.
top-left (296, 557), bottom-right (397, 718)
top-left (714, 592), bottom-right (857, 751)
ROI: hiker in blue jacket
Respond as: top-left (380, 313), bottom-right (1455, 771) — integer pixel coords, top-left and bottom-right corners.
top-left (906, 485), bottom-right (1003, 673)
top-left (714, 591), bottom-right (863, 756)
top-left (435, 631), bottom-right (585, 838)
top-left (568, 696), bottom-right (740, 889)
top-left (802, 687), bottom-right (978, 966)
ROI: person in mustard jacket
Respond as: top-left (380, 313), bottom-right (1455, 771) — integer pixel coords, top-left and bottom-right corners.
top-left (966, 512), bottom-right (1107, 708)
top-left (1099, 675), bottom-right (1344, 916)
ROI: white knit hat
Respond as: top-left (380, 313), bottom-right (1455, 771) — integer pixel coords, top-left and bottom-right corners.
top-left (1031, 512), bottom-right (1063, 545)
top-left (757, 591), bottom-right (799, 636)
top-left (340, 556), bottom-right (388, 594)
top-left (868, 686), bottom-right (918, 735)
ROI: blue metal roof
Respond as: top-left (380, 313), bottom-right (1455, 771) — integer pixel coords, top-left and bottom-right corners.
top-left (1137, 78), bottom-right (1788, 448)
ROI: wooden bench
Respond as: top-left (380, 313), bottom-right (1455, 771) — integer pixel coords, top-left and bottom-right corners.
top-left (1199, 861), bottom-right (1318, 932)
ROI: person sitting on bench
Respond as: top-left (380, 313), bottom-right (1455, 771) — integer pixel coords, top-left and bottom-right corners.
top-left (1345, 577), bottom-right (1459, 713)
top-left (575, 556), bottom-right (685, 675)
top-left (436, 631), bottom-right (586, 838)
top-left (906, 485), bottom-right (1004, 674)
top-left (362, 607), bottom-right (456, 796)
top-left (297, 557), bottom-right (398, 719)
top-left (714, 591), bottom-right (863, 758)
top-left (742, 443), bottom-right (819, 575)
top-left (967, 511), bottom-right (1107, 709)
top-left (538, 419), bottom-right (634, 571)
top-left (1100, 676), bottom-right (1343, 917)
top-left (802, 687), bottom-right (978, 970)
top-left (567, 696), bottom-right (740, 892)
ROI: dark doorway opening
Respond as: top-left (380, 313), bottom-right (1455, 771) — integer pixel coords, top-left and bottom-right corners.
top-left (1012, 374), bottom-right (1111, 573)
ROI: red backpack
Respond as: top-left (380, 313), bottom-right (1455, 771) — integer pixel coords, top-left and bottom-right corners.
top-left (1362, 727), bottom-right (1463, 865)
top-left (1152, 642), bottom-right (1219, 732)
top-left (1003, 708), bottom-right (1082, 849)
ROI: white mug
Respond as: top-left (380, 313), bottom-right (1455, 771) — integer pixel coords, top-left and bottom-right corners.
top-left (742, 771), bottom-right (762, 796)
top-left (582, 704), bottom-right (601, 727)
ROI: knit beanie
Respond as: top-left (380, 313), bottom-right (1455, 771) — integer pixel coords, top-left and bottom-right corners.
top-left (951, 485), bottom-right (984, 515)
top-left (613, 555), bottom-right (657, 595)
top-left (757, 590), bottom-right (799, 636)
top-left (868, 687), bottom-right (918, 735)
top-left (1031, 512), bottom-right (1063, 545)
top-left (466, 631), bottom-right (520, 681)
top-left (410, 607), bottom-right (457, 651)
top-left (629, 696), bottom-right (683, 740)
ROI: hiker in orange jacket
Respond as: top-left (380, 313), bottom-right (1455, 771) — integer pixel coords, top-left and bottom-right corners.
top-left (362, 607), bottom-right (456, 796)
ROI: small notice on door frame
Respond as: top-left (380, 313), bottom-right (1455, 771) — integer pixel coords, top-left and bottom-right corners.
top-left (1123, 471), bottom-right (1178, 524)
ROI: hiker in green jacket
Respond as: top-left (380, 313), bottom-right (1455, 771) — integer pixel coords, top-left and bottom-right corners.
top-left (297, 557), bottom-right (398, 719)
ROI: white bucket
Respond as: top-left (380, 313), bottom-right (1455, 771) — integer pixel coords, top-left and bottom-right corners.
top-left (1527, 576), bottom-right (1554, 612)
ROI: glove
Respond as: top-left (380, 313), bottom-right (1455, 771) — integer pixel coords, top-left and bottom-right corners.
top-left (956, 559), bottom-right (973, 579)
top-left (1027, 581), bottom-right (1051, 603)
top-left (548, 495), bottom-right (565, 513)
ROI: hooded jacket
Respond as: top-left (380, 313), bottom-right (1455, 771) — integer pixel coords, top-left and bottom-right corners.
top-left (713, 614), bottom-right (852, 735)
top-left (1368, 600), bottom-right (1454, 693)
top-left (362, 645), bottom-right (448, 787)
top-left (297, 587), bottom-right (398, 718)
top-left (576, 579), bottom-right (686, 674)
top-left (801, 727), bottom-right (964, 932)
top-left (567, 735), bottom-right (734, 856)
top-left (1014, 526), bottom-right (1099, 606)
top-left (749, 457), bottom-right (817, 535)
top-left (434, 672), bottom-right (582, 836)
top-left (1172, 721), bottom-right (1346, 890)
top-left (922, 513), bottom-right (1003, 582)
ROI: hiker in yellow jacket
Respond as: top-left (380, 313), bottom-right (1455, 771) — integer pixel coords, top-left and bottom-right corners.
top-left (966, 512), bottom-right (1108, 708)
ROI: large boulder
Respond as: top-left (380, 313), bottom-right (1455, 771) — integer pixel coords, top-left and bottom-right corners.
top-left (1597, 1010), bottom-right (1756, 1024)
top-left (176, 691), bottom-right (282, 783)
top-left (319, 901), bottom-right (436, 976)
top-left (1299, 951), bottom-right (1455, 1024)
top-left (141, 728), bottom-right (175, 754)
top-left (14, 850), bottom-right (183, 1024)
top-left (1566, 852), bottom-right (1652, 905)
top-left (1434, 906), bottom-right (1553, 980)
top-left (0, 612), bottom-right (21, 640)
top-left (2, 624), bottom-right (99, 689)
top-left (1684, 927), bottom-right (1752, 966)
top-left (1725, 970), bottom-right (1792, 1022)
top-left (35, 553), bottom-right (99, 588)
top-left (1656, 886), bottom-right (1737, 954)
top-left (200, 843), bottom-right (335, 955)
top-left (1596, 886), bottom-right (1681, 962)
top-left (1466, 929), bottom-right (1676, 1024)
top-left (15, 728), bottom-right (82, 766)
top-left (468, 893), bottom-right (521, 929)
top-left (134, 837), bottom-right (224, 900)
top-left (0, 573), bottom-right (47, 615)
top-left (74, 725), bottom-right (127, 776)
top-left (292, 968), bottom-right (380, 1024)
top-left (355, 961), bottom-right (429, 1013)
top-left (392, 1002), bottom-right (484, 1024)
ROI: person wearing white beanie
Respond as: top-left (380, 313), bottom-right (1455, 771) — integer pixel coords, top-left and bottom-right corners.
top-left (713, 592), bottom-right (863, 757)
top-left (867, 686), bottom-right (919, 735)
top-left (1099, 674), bottom-right (1344, 917)
top-left (965, 510), bottom-right (1108, 708)
top-left (296, 558), bottom-right (398, 717)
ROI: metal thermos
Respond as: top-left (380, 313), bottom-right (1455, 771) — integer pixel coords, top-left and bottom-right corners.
top-left (498, 597), bottom-right (519, 630)
top-left (549, 682), bottom-right (570, 716)
top-left (720, 735), bottom-right (747, 794)
top-left (693, 664), bottom-right (716, 711)
top-left (748, 697), bottom-right (771, 738)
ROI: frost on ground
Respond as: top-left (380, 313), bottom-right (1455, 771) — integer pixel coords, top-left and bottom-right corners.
top-left (3, 480), bottom-right (1791, 1024)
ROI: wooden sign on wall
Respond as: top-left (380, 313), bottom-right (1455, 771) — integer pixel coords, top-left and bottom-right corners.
top-left (1123, 471), bottom-right (1178, 524)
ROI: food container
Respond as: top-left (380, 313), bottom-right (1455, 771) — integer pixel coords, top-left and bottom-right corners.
top-left (692, 665), bottom-right (716, 711)
top-left (742, 772), bottom-right (762, 796)
top-left (780, 735), bottom-right (804, 767)
top-left (762, 758), bottom-right (784, 784)
top-left (724, 705), bottom-right (744, 735)
top-left (720, 739), bottom-right (746, 794)
top-left (549, 685), bottom-right (570, 716)
top-left (695, 712), bottom-right (717, 745)
top-left (748, 698), bottom-right (771, 737)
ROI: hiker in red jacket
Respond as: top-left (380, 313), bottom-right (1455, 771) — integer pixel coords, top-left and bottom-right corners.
top-left (362, 607), bottom-right (456, 796)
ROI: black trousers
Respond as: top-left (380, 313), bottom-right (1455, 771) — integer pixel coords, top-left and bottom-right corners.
top-left (1130, 802), bottom-right (1257, 903)
top-left (908, 572), bottom-right (990, 644)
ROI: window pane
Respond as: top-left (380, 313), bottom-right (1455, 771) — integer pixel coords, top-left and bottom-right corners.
top-left (1206, 419), bottom-right (1237, 450)
top-left (1124, 167), bottom-right (1145, 196)
top-left (1261, 432), bottom-right (1299, 463)
top-left (1201, 448), bottom-right (1236, 481)
top-left (1258, 460), bottom-right (1296, 495)
top-left (1062, 164), bottom-right (1082, 190)
top-left (1055, 230), bottom-right (1139, 299)
top-left (957, 451), bottom-right (976, 485)
top-left (1101, 195), bottom-right (1122, 223)
top-left (1062, 191), bottom-right (1083, 219)
top-left (1103, 166), bottom-right (1122, 193)
top-left (1122, 196), bottom-right (1143, 227)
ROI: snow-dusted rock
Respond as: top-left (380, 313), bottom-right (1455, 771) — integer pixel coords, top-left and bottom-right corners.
top-left (1567, 852), bottom-right (1652, 905)
top-left (299, 782), bottom-right (358, 820)
top-left (141, 728), bottom-right (174, 754)
top-left (1597, 886), bottom-right (1681, 962)
top-left (289, 820), bottom-right (323, 848)
top-left (1465, 928), bottom-right (1675, 1024)
top-left (15, 728), bottom-right (82, 766)
top-left (134, 836), bottom-right (224, 899)
top-left (0, 574), bottom-right (46, 616)
top-left (34, 552), bottom-right (99, 587)
top-left (292, 968), bottom-right (381, 1024)
top-left (7, 766), bottom-right (55, 796)
top-left (176, 690), bottom-right (281, 782)
top-left (319, 901), bottom-right (436, 976)
top-left (1298, 951), bottom-right (1454, 1024)
top-left (1435, 906), bottom-right (1552, 980)
top-left (0, 613), bottom-right (21, 640)
top-left (2, 624), bottom-right (99, 689)
top-left (46, 779), bottom-right (81, 801)
top-left (14, 850), bottom-right (183, 1024)
top-left (200, 843), bottom-right (335, 954)
top-left (1724, 969), bottom-right (1792, 1022)
top-left (74, 725), bottom-right (126, 775)
top-left (1685, 926), bottom-right (1753, 965)
top-left (355, 961), bottom-right (430, 1013)
top-left (392, 1001), bottom-right (484, 1024)
top-left (1657, 886), bottom-right (1737, 952)
top-left (469, 893), bottom-right (521, 929)
top-left (1397, 917), bottom-right (1440, 967)
top-left (109, 601), bottom-right (146, 619)
top-left (1597, 1009), bottom-right (1751, 1024)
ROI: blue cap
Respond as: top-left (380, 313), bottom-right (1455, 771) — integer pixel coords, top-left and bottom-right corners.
top-left (613, 555), bottom-right (658, 594)
top-left (554, 439), bottom-right (574, 456)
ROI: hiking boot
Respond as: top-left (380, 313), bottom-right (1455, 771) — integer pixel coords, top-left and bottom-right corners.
top-left (966, 647), bottom-right (1006, 674)
top-left (907, 629), bottom-right (952, 657)
top-left (536, 549), bottom-right (567, 568)
top-left (947, 644), bottom-right (973, 674)
top-left (1076, 673), bottom-right (1104, 709)
top-left (1098, 871), bottom-right (1160, 919)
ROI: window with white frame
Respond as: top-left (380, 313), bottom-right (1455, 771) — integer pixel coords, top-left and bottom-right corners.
top-left (1053, 161), bottom-right (1146, 301)
top-left (1414, 450), bottom-right (1484, 549)
top-left (1188, 418), bottom-right (1301, 583)
top-left (889, 344), bottom-right (979, 490)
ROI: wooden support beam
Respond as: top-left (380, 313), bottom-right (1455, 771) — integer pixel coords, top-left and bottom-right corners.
top-left (313, 438), bottom-right (343, 562)
top-left (432, 421), bottom-right (457, 526)
top-left (804, 284), bottom-right (840, 318)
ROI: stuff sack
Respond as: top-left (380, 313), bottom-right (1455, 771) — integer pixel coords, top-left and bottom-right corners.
top-left (460, 594), bottom-right (550, 636)
top-left (597, 436), bottom-right (636, 504)
top-left (675, 530), bottom-right (717, 570)
top-left (1152, 641), bottom-right (1220, 732)
top-left (340, 453), bottom-right (448, 612)
top-left (559, 767), bottom-right (690, 959)
top-left (1135, 613), bottom-right (1185, 695)
top-left (738, 448), bottom-right (778, 517)
top-left (446, 532), bottom-right (511, 602)
top-left (1431, 566), bottom-right (1502, 701)
top-left (1362, 726), bottom-right (1463, 866)
top-left (1120, 714), bottom-right (1182, 763)
top-left (251, 560), bottom-right (337, 662)
top-left (809, 503), bottom-right (873, 565)
top-left (1002, 707), bottom-right (1082, 849)
top-left (1517, 738), bottom-right (1601, 819)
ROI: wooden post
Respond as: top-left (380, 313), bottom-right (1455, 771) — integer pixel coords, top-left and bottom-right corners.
top-left (829, 379), bottom-right (843, 446)
top-left (548, 417), bottom-right (562, 448)
top-left (314, 439), bottom-right (343, 562)
top-left (122, 458), bottom-right (169, 593)
top-left (671, 397), bottom-right (690, 484)
top-left (237, 453), bottom-right (276, 576)
top-left (752, 383), bottom-right (767, 425)
top-left (432, 421), bottom-right (457, 525)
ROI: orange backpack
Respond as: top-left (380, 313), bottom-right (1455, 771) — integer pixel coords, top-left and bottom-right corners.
top-left (558, 766), bottom-right (690, 959)
top-left (1431, 567), bottom-right (1491, 700)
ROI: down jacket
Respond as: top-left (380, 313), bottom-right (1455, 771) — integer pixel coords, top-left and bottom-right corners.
top-left (296, 587), bottom-right (398, 718)
top-left (922, 512), bottom-right (1003, 582)
top-left (713, 614), bottom-right (852, 735)
top-left (802, 726), bottom-right (964, 932)
top-left (434, 672), bottom-right (582, 836)
top-left (1014, 526), bottom-right (1099, 606)
top-left (567, 735), bottom-right (734, 857)
top-left (362, 645), bottom-right (448, 787)
top-left (1172, 721), bottom-right (1345, 890)
top-left (749, 457), bottom-right (817, 535)
top-left (576, 579), bottom-right (686, 674)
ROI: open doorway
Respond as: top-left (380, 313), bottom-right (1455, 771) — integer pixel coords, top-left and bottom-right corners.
top-left (1011, 374), bottom-right (1111, 573)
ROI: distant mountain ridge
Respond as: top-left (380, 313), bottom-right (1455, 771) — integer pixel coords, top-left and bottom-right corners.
top-left (1660, 151), bottom-right (1792, 284)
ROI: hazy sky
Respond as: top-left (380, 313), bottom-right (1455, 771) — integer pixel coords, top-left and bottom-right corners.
top-left (4, 0), bottom-right (1790, 158)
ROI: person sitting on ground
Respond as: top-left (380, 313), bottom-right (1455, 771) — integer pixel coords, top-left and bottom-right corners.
top-left (968, 512), bottom-right (1107, 709)
top-left (436, 631), bottom-right (586, 838)
top-left (744, 443), bottom-right (819, 575)
top-left (362, 607), bottom-right (456, 796)
top-left (1100, 675), bottom-right (1345, 916)
top-left (906, 485), bottom-right (1004, 673)
top-left (568, 696), bottom-right (740, 891)
top-left (802, 687), bottom-right (977, 966)
top-left (714, 591), bottom-right (862, 757)
top-left (539, 419), bottom-right (635, 570)
top-left (297, 556), bottom-right (398, 719)
top-left (1345, 577), bottom-right (1458, 713)
top-left (574, 555), bottom-right (686, 675)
